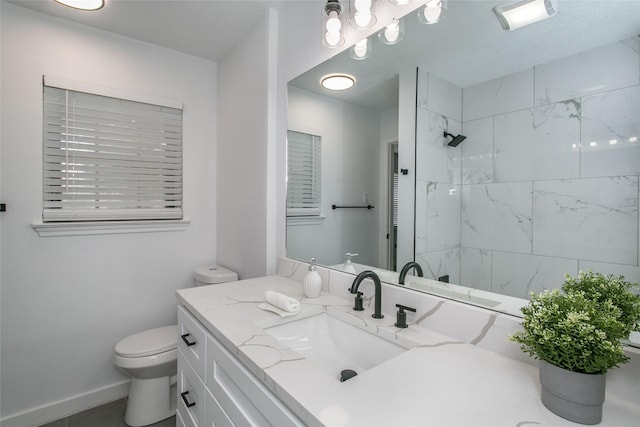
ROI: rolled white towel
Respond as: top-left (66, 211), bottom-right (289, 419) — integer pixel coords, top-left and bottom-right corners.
top-left (264, 290), bottom-right (300, 313)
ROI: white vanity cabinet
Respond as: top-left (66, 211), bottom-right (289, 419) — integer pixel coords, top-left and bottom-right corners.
top-left (177, 305), bottom-right (304, 427)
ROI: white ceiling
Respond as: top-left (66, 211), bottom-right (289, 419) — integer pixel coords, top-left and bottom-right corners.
top-left (9, 0), bottom-right (289, 61)
top-left (11, 0), bottom-right (640, 112)
top-left (290, 0), bottom-right (640, 111)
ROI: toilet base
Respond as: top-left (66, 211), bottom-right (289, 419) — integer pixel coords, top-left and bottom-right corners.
top-left (125, 376), bottom-right (176, 426)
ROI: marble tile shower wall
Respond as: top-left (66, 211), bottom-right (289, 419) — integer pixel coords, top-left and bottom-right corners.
top-left (416, 36), bottom-right (640, 299)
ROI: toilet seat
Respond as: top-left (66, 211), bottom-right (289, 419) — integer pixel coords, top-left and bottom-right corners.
top-left (115, 325), bottom-right (177, 358)
top-left (114, 347), bottom-right (177, 370)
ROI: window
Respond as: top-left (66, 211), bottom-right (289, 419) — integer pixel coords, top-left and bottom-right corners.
top-left (286, 130), bottom-right (321, 217)
top-left (42, 81), bottom-right (183, 222)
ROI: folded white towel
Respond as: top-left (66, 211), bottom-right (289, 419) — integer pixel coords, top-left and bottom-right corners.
top-left (257, 302), bottom-right (299, 318)
top-left (264, 290), bottom-right (300, 313)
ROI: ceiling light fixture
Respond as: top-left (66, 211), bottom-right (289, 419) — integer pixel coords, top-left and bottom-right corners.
top-left (418, 0), bottom-right (445, 25)
top-left (350, 0), bottom-right (377, 29)
top-left (493, 0), bottom-right (557, 31)
top-left (321, 74), bottom-right (356, 91)
top-left (349, 38), bottom-right (372, 60)
top-left (323, 0), bottom-right (345, 48)
top-left (378, 18), bottom-right (404, 45)
top-left (54, 0), bottom-right (104, 11)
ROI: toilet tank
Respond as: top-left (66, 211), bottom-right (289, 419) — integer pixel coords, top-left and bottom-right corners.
top-left (193, 264), bottom-right (238, 286)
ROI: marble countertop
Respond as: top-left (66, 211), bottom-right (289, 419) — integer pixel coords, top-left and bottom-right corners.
top-left (176, 275), bottom-right (640, 427)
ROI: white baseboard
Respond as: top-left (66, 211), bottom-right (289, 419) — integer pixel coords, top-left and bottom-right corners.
top-left (0, 380), bottom-right (130, 427)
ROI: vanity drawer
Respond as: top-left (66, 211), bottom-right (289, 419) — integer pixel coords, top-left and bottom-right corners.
top-left (205, 388), bottom-right (234, 427)
top-left (178, 305), bottom-right (207, 378)
top-left (178, 348), bottom-right (206, 427)
top-left (206, 334), bottom-right (304, 427)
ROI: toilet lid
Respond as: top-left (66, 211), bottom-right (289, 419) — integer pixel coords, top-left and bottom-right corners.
top-left (115, 325), bottom-right (177, 357)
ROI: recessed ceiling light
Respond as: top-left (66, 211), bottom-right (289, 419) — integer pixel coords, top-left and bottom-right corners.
top-left (54, 0), bottom-right (105, 11)
top-left (321, 74), bottom-right (356, 91)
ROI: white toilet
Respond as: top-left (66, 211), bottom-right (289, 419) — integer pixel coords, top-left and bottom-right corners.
top-left (114, 265), bottom-right (238, 426)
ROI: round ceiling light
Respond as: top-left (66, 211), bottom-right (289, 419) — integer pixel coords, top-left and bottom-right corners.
top-left (320, 74), bottom-right (356, 91)
top-left (54, 0), bottom-right (105, 11)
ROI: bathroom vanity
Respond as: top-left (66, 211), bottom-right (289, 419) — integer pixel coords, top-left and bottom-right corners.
top-left (175, 258), bottom-right (640, 427)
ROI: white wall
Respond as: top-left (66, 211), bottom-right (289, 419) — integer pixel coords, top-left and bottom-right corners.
top-left (216, 9), bottom-right (276, 280)
top-left (0, 4), bottom-right (217, 425)
top-left (287, 87), bottom-right (382, 267)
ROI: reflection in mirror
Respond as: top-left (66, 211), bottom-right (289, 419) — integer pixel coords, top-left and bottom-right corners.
top-left (286, 0), bottom-right (640, 341)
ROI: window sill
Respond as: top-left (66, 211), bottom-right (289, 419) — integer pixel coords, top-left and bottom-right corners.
top-left (32, 219), bottom-right (190, 237)
top-left (286, 216), bottom-right (326, 226)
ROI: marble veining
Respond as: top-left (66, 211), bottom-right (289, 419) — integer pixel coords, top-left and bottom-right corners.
top-left (494, 100), bottom-right (581, 182)
top-left (461, 182), bottom-right (533, 253)
top-left (463, 68), bottom-right (534, 121)
top-left (534, 36), bottom-right (640, 106)
top-left (470, 313), bottom-right (497, 345)
top-left (532, 176), bottom-right (638, 264)
top-left (581, 84), bottom-right (640, 177)
top-left (416, 109), bottom-right (461, 185)
top-left (416, 247), bottom-right (461, 284)
top-left (462, 117), bottom-right (494, 184)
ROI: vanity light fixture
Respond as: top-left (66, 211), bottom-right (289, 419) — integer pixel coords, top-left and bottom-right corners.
top-left (321, 74), bottom-right (356, 91)
top-left (54, 0), bottom-right (104, 10)
top-left (389, 0), bottom-right (413, 5)
top-left (378, 18), bottom-right (404, 45)
top-left (417, 0), bottom-right (445, 25)
top-left (493, 0), bottom-right (557, 31)
top-left (349, 38), bottom-right (372, 60)
top-left (323, 0), bottom-right (345, 48)
top-left (350, 0), bottom-right (377, 29)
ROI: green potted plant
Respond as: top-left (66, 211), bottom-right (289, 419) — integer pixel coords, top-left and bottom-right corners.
top-left (509, 271), bottom-right (640, 425)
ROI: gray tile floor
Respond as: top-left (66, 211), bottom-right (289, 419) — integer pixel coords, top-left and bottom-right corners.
top-left (38, 399), bottom-right (175, 427)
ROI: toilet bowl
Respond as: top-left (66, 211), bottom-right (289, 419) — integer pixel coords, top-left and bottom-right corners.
top-left (114, 264), bottom-right (238, 426)
top-left (114, 325), bottom-right (178, 427)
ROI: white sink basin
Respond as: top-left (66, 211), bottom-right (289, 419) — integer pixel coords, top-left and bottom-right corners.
top-left (263, 313), bottom-right (405, 380)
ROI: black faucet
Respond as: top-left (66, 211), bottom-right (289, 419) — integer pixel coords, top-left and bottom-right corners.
top-left (398, 261), bottom-right (423, 285)
top-left (350, 271), bottom-right (384, 319)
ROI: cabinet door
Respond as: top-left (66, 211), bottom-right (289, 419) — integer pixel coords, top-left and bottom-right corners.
top-left (178, 305), bottom-right (207, 378)
top-left (178, 349), bottom-right (206, 427)
top-left (205, 389), bottom-right (234, 427)
top-left (206, 335), bottom-right (304, 427)
top-left (176, 410), bottom-right (188, 427)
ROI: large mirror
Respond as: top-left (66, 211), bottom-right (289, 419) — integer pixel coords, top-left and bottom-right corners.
top-left (286, 0), bottom-right (640, 328)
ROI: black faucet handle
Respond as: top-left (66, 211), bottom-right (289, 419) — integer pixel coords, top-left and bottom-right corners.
top-left (394, 304), bottom-right (416, 328)
top-left (353, 291), bottom-right (364, 311)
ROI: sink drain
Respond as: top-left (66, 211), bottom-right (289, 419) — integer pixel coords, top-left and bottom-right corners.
top-left (339, 369), bottom-right (358, 382)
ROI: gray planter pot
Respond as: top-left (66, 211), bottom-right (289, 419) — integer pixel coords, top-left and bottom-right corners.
top-left (539, 360), bottom-right (606, 425)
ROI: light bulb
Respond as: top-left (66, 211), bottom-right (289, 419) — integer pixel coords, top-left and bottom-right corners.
top-left (354, 11), bottom-right (372, 27)
top-left (422, 1), bottom-right (443, 24)
top-left (384, 21), bottom-right (400, 43)
top-left (54, 0), bottom-right (104, 10)
top-left (326, 10), bottom-right (342, 32)
top-left (325, 31), bottom-right (341, 47)
top-left (353, 40), bottom-right (368, 58)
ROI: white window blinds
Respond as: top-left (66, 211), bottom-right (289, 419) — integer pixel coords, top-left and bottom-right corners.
top-left (286, 130), bottom-right (321, 216)
top-left (43, 84), bottom-right (183, 222)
